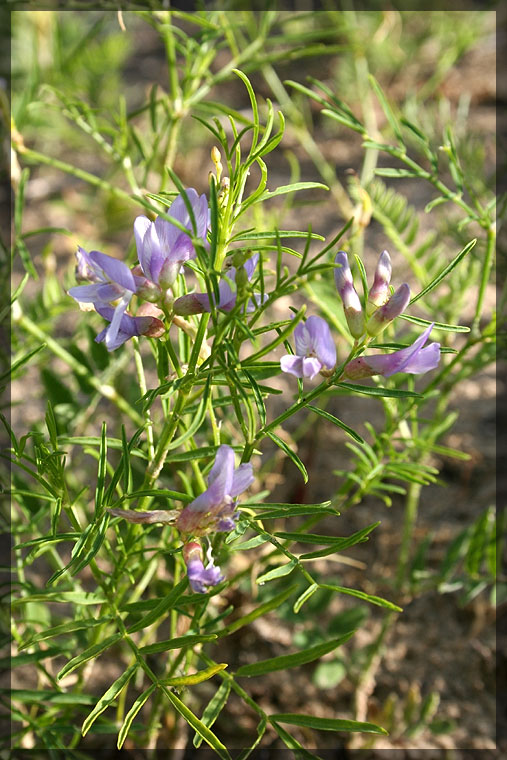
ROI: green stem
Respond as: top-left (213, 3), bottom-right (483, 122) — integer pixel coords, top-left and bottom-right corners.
top-left (132, 337), bottom-right (155, 460)
top-left (472, 223), bottom-right (496, 334)
top-left (395, 480), bottom-right (422, 589)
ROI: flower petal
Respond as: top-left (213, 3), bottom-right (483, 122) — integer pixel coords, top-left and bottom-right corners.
top-left (230, 463), bottom-right (254, 497)
top-left (301, 356), bottom-right (322, 379)
top-left (89, 250), bottom-right (136, 292)
top-left (304, 315), bottom-right (336, 369)
top-left (134, 216), bottom-right (152, 275)
top-left (293, 322), bottom-right (312, 356)
top-left (280, 354), bottom-right (304, 378)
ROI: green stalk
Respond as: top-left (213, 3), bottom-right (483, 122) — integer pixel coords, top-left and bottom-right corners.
top-left (132, 337), bottom-right (155, 460)
top-left (472, 223), bottom-right (496, 334)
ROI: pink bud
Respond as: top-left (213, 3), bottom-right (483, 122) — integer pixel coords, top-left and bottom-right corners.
top-left (366, 283), bottom-right (410, 337)
top-left (367, 250), bottom-right (392, 314)
top-left (138, 316), bottom-right (165, 339)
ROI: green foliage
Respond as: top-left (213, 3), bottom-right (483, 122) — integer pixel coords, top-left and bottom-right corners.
top-left (8, 7), bottom-right (496, 755)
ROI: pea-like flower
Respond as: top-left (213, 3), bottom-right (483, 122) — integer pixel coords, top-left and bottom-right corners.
top-left (173, 254), bottom-right (263, 315)
top-left (176, 445), bottom-right (254, 537)
top-left (280, 316), bottom-right (336, 380)
top-left (334, 251), bottom-right (365, 339)
top-left (367, 249), bottom-right (392, 314)
top-left (134, 188), bottom-right (209, 289)
top-left (68, 247), bottom-right (139, 350)
top-left (344, 323), bottom-right (441, 379)
top-left (183, 541), bottom-right (224, 594)
top-left (95, 304), bottom-right (164, 351)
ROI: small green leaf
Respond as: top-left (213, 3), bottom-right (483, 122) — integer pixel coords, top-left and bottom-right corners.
top-left (320, 583), bottom-right (402, 611)
top-left (236, 632), bottom-right (354, 677)
top-left (117, 684), bottom-right (157, 749)
top-left (293, 583), bottom-right (319, 613)
top-left (82, 664), bottom-right (137, 736)
top-left (374, 168), bottom-right (419, 178)
top-left (256, 558), bottom-right (298, 584)
top-left (163, 689), bottom-right (231, 760)
top-left (257, 181), bottom-right (328, 201)
top-left (307, 405), bottom-right (364, 443)
top-left (139, 634), bottom-right (217, 655)
top-left (193, 681), bottom-right (231, 748)
top-left (266, 431), bottom-right (308, 483)
top-left (399, 315), bottom-right (469, 332)
top-left (334, 382), bottom-right (422, 399)
top-left (12, 591), bottom-right (106, 606)
top-left (271, 712), bottom-right (388, 734)
top-left (409, 239), bottom-right (476, 306)
top-left (9, 689), bottom-right (96, 705)
top-left (369, 74), bottom-right (403, 145)
top-left (19, 617), bottom-right (112, 650)
top-left (58, 633), bottom-right (123, 681)
top-left (127, 578), bottom-right (187, 633)
top-left (162, 662), bottom-right (228, 687)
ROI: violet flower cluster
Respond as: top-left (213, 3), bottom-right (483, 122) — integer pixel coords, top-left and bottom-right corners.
top-left (69, 188), bottom-right (209, 350)
top-left (109, 445), bottom-right (253, 593)
top-left (280, 248), bottom-right (440, 383)
top-left (78, 195), bottom-right (440, 592)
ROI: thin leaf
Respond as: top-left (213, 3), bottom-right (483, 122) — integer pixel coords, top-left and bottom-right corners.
top-left (307, 405), bottom-right (364, 443)
top-left (162, 663), bottom-right (228, 687)
top-left (333, 382), bottom-right (422, 399)
top-left (256, 559), bottom-right (298, 585)
top-left (117, 684), bottom-right (157, 749)
top-left (409, 239), bottom-right (477, 306)
top-left (193, 681), bottom-right (231, 748)
top-left (82, 664), bottom-right (137, 736)
top-left (236, 632), bottom-right (354, 677)
top-left (58, 633), bottom-right (123, 681)
top-left (320, 583), bottom-right (402, 611)
top-left (266, 431), bottom-right (308, 483)
top-left (271, 712), bottom-right (388, 734)
top-left (140, 634), bottom-right (217, 655)
top-left (163, 689), bottom-right (231, 760)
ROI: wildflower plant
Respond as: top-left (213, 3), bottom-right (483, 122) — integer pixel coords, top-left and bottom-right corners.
top-left (7, 9), bottom-right (498, 755)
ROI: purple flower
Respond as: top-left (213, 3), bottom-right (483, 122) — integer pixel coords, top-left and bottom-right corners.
top-left (183, 542), bottom-right (224, 594)
top-left (344, 323), bottom-right (441, 379)
top-left (95, 304), bottom-right (164, 351)
top-left (68, 247), bottom-right (139, 350)
top-left (366, 283), bottom-right (411, 337)
top-left (172, 254), bottom-right (263, 315)
top-left (367, 250), bottom-right (392, 314)
top-left (334, 251), bottom-right (365, 339)
top-left (134, 189), bottom-right (209, 289)
top-left (176, 445), bottom-right (254, 537)
top-left (280, 316), bottom-right (336, 380)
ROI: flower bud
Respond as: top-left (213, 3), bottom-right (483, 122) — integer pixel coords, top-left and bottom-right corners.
top-left (183, 541), bottom-right (203, 565)
top-left (173, 294), bottom-right (207, 316)
top-left (136, 277), bottom-right (161, 303)
top-left (235, 265), bottom-right (248, 290)
top-left (75, 246), bottom-right (100, 282)
top-left (158, 258), bottom-right (180, 290)
top-left (138, 316), bottom-right (165, 339)
top-left (343, 357), bottom-right (376, 380)
top-left (366, 282), bottom-right (411, 337)
top-left (367, 250), bottom-right (392, 315)
top-left (136, 302), bottom-right (164, 319)
top-left (334, 252), bottom-right (365, 339)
